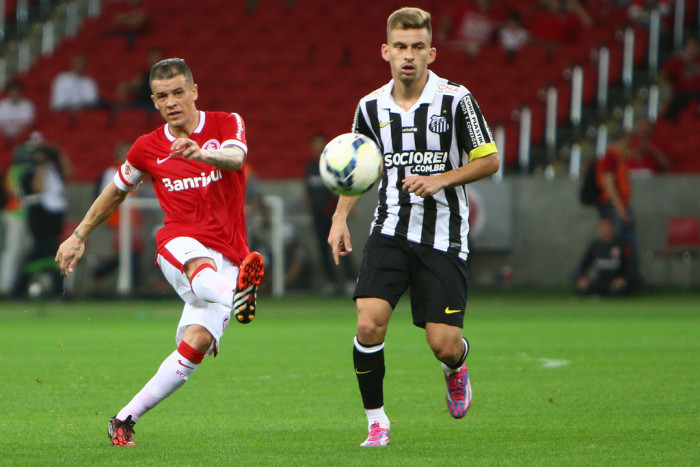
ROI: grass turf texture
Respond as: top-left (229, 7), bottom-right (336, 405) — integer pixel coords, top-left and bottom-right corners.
top-left (1, 291), bottom-right (699, 466)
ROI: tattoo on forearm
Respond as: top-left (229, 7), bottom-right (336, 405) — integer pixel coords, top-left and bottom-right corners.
top-left (73, 230), bottom-right (86, 241)
top-left (206, 149), bottom-right (243, 171)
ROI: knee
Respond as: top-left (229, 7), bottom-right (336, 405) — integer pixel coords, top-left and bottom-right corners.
top-left (356, 318), bottom-right (385, 344)
top-left (356, 305), bottom-right (387, 344)
top-left (428, 337), bottom-right (463, 362)
top-left (183, 326), bottom-right (214, 353)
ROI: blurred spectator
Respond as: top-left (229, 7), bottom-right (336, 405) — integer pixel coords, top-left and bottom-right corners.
top-left (243, 164), bottom-right (271, 289)
top-left (0, 79), bottom-right (35, 143)
top-left (106, 0), bottom-right (151, 50)
top-left (115, 46), bottom-right (164, 112)
top-left (596, 132), bottom-right (641, 289)
top-left (573, 216), bottom-right (631, 296)
top-left (19, 132), bottom-right (71, 297)
top-left (0, 150), bottom-right (32, 297)
top-left (626, 119), bottom-right (672, 176)
top-left (50, 54), bottom-right (105, 112)
top-left (498, 11), bottom-right (529, 61)
top-left (281, 223), bottom-right (313, 292)
top-left (660, 36), bottom-right (700, 121)
top-left (529, 0), bottom-right (592, 56)
top-left (627, 0), bottom-right (670, 28)
top-left (91, 141), bottom-right (144, 292)
top-left (304, 131), bottom-right (357, 295)
top-left (437, 0), bottom-right (504, 60)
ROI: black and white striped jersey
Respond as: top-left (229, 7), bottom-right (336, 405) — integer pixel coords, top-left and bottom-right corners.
top-left (352, 70), bottom-right (497, 260)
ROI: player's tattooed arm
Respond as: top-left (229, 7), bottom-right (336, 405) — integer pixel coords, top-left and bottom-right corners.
top-left (201, 146), bottom-right (245, 171)
top-left (55, 183), bottom-right (128, 276)
top-left (170, 138), bottom-right (245, 171)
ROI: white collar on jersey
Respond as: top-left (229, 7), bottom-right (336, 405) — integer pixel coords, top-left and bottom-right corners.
top-left (378, 70), bottom-right (439, 113)
top-left (163, 110), bottom-right (206, 142)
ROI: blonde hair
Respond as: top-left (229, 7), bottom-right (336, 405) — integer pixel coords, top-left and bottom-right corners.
top-left (387, 7), bottom-right (432, 43)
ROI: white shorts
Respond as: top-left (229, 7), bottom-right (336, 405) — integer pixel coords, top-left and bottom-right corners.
top-left (157, 237), bottom-right (239, 357)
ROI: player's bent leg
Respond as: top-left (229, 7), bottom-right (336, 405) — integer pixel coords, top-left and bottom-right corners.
top-left (232, 251), bottom-right (264, 324)
top-left (426, 323), bottom-right (472, 419)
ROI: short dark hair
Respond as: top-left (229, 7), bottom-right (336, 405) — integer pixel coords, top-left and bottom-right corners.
top-left (149, 58), bottom-right (194, 87)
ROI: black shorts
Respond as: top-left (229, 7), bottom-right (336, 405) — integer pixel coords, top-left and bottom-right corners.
top-left (353, 233), bottom-right (468, 328)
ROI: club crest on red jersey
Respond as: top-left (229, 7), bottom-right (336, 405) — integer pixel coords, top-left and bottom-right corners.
top-left (202, 139), bottom-right (221, 150)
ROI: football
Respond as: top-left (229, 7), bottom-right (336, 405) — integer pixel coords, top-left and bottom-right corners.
top-left (319, 133), bottom-right (383, 196)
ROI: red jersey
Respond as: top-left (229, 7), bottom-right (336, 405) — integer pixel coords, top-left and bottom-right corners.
top-left (598, 145), bottom-right (631, 208)
top-left (114, 110), bottom-right (249, 266)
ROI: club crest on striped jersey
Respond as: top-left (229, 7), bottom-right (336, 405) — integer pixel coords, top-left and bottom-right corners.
top-left (429, 114), bottom-right (450, 134)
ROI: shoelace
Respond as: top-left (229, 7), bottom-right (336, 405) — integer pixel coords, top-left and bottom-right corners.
top-left (367, 422), bottom-right (387, 440)
top-left (447, 373), bottom-right (465, 400)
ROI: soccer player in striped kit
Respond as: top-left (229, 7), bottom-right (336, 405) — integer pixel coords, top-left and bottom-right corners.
top-left (55, 58), bottom-right (264, 446)
top-left (328, 7), bottom-right (500, 447)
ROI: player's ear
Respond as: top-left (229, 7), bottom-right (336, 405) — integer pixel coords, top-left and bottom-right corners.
top-left (192, 83), bottom-right (198, 102)
top-left (381, 44), bottom-right (390, 63)
top-left (428, 46), bottom-right (436, 65)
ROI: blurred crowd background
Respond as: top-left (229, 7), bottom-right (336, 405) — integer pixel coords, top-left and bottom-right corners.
top-left (0, 0), bottom-right (699, 299)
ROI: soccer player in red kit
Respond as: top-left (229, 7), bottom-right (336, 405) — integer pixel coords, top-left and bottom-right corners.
top-left (55, 58), bottom-right (264, 446)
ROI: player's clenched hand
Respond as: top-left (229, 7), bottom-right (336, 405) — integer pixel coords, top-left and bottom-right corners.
top-left (328, 221), bottom-right (353, 265)
top-left (170, 138), bottom-right (207, 161)
top-left (402, 174), bottom-right (446, 198)
top-left (55, 235), bottom-right (85, 277)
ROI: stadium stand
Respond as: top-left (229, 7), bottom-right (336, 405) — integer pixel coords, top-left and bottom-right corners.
top-left (4, 0), bottom-right (694, 181)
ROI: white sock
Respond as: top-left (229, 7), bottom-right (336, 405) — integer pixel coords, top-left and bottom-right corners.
top-left (190, 265), bottom-right (234, 307)
top-left (116, 349), bottom-right (200, 422)
top-left (366, 406), bottom-right (390, 430)
top-left (442, 337), bottom-right (469, 375)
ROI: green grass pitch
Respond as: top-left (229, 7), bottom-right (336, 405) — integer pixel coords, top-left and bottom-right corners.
top-left (1, 290), bottom-right (699, 465)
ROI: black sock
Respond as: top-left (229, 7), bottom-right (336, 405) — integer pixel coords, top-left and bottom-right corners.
top-left (353, 337), bottom-right (385, 409)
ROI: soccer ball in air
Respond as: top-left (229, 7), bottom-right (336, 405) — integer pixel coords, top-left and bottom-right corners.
top-left (319, 133), bottom-right (383, 196)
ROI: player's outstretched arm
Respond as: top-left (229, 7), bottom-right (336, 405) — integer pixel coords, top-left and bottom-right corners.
top-left (170, 138), bottom-right (245, 171)
top-left (55, 182), bottom-right (128, 276)
top-left (328, 195), bottom-right (359, 265)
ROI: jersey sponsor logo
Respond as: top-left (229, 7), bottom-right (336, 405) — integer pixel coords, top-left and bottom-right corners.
top-left (460, 96), bottom-right (486, 148)
top-left (402, 126), bottom-right (418, 133)
top-left (156, 156), bottom-right (173, 164)
top-left (162, 168), bottom-right (223, 192)
top-left (437, 83), bottom-right (460, 94)
top-left (379, 119), bottom-right (394, 128)
top-left (444, 307), bottom-right (462, 314)
top-left (384, 151), bottom-right (449, 175)
top-left (429, 114), bottom-right (450, 134)
top-left (231, 113), bottom-right (244, 142)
